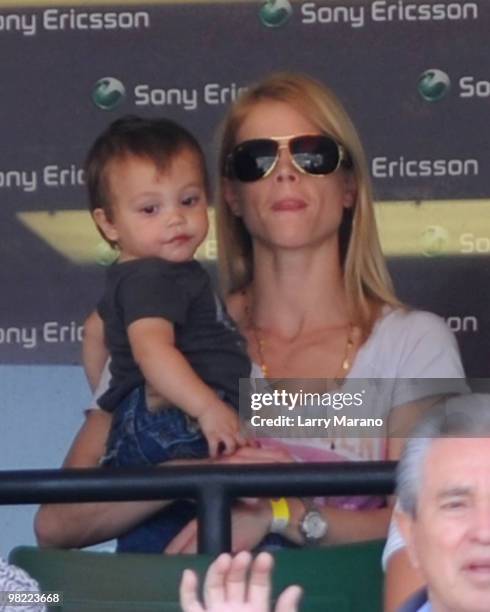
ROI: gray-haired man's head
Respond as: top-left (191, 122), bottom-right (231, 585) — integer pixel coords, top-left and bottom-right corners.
top-left (397, 394), bottom-right (490, 518)
top-left (396, 393), bottom-right (490, 612)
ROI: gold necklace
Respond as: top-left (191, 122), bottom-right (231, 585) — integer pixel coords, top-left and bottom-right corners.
top-left (243, 289), bottom-right (355, 381)
top-left (252, 324), bottom-right (269, 378)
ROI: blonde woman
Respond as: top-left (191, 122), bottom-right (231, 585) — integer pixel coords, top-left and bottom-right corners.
top-left (166, 72), bottom-right (466, 554)
top-left (36, 74), bottom-right (465, 571)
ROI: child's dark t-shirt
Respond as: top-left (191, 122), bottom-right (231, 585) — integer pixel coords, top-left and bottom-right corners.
top-left (97, 257), bottom-right (250, 411)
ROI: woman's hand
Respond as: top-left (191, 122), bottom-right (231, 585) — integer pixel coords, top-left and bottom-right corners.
top-left (180, 551), bottom-right (302, 612)
top-left (165, 500), bottom-right (272, 554)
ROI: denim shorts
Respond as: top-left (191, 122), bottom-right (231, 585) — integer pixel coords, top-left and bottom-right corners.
top-left (101, 385), bottom-right (209, 468)
top-left (116, 500), bottom-right (198, 553)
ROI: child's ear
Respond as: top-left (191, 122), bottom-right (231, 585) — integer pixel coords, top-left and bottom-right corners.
top-left (222, 178), bottom-right (242, 217)
top-left (92, 208), bottom-right (119, 243)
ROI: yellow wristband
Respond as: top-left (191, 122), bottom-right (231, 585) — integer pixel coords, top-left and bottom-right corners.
top-left (270, 497), bottom-right (290, 534)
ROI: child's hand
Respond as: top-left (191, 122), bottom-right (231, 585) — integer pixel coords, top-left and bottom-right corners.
top-left (198, 402), bottom-right (247, 458)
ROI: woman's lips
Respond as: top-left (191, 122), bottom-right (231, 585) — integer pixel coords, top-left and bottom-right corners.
top-left (271, 199), bottom-right (307, 211)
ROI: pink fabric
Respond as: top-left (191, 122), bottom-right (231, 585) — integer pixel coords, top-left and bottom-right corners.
top-left (258, 437), bottom-right (386, 510)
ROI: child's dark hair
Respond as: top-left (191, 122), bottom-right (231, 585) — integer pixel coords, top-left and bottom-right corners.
top-left (85, 115), bottom-right (209, 219)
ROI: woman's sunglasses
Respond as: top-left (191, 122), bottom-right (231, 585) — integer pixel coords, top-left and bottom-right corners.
top-left (226, 134), bottom-right (351, 183)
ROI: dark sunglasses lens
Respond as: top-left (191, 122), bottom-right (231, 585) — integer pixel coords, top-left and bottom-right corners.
top-left (232, 140), bottom-right (278, 182)
top-left (291, 136), bottom-right (340, 175)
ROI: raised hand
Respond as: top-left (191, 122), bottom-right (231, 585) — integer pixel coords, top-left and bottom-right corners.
top-left (179, 551), bottom-right (302, 612)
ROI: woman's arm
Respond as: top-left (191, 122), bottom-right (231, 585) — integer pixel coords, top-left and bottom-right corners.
top-left (279, 396), bottom-right (429, 549)
top-left (282, 500), bottom-right (392, 547)
top-left (166, 393), bottom-right (415, 556)
top-left (165, 435), bottom-right (393, 555)
top-left (34, 409), bottom-right (172, 548)
top-left (165, 497), bottom-right (392, 555)
top-left (168, 397), bottom-right (445, 554)
top-left (34, 422), bottom-right (288, 549)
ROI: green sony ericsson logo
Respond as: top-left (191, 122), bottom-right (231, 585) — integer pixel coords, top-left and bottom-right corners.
top-left (95, 241), bottom-right (119, 266)
top-left (418, 69), bottom-right (451, 102)
top-left (259, 0), bottom-right (293, 27)
top-left (92, 77), bottom-right (126, 110)
top-left (420, 225), bottom-right (450, 257)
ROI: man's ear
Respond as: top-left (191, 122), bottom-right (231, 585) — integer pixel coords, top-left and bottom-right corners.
top-left (395, 508), bottom-right (420, 569)
top-left (222, 178), bottom-right (242, 217)
top-left (92, 208), bottom-right (119, 243)
top-left (342, 171), bottom-right (357, 209)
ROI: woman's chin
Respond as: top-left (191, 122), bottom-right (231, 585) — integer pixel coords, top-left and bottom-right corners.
top-left (254, 226), bottom-right (339, 252)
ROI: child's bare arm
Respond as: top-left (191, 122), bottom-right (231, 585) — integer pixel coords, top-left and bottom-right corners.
top-left (82, 310), bottom-right (109, 392)
top-left (128, 317), bottom-right (246, 457)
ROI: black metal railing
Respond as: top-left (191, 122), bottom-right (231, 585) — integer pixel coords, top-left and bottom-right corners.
top-left (0, 462), bottom-right (396, 554)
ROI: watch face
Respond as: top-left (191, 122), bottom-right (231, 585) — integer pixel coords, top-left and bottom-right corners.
top-left (303, 510), bottom-right (328, 540)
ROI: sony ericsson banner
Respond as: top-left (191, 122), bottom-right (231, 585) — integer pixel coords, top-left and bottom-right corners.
top-left (0, 0), bottom-right (488, 376)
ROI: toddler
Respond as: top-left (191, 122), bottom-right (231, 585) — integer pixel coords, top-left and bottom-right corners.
top-left (84, 115), bottom-right (250, 468)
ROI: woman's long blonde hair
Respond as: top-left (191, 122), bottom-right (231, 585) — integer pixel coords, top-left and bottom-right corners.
top-left (216, 72), bottom-right (401, 338)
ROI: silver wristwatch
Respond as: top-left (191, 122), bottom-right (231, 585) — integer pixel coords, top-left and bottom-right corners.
top-left (299, 507), bottom-right (328, 542)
